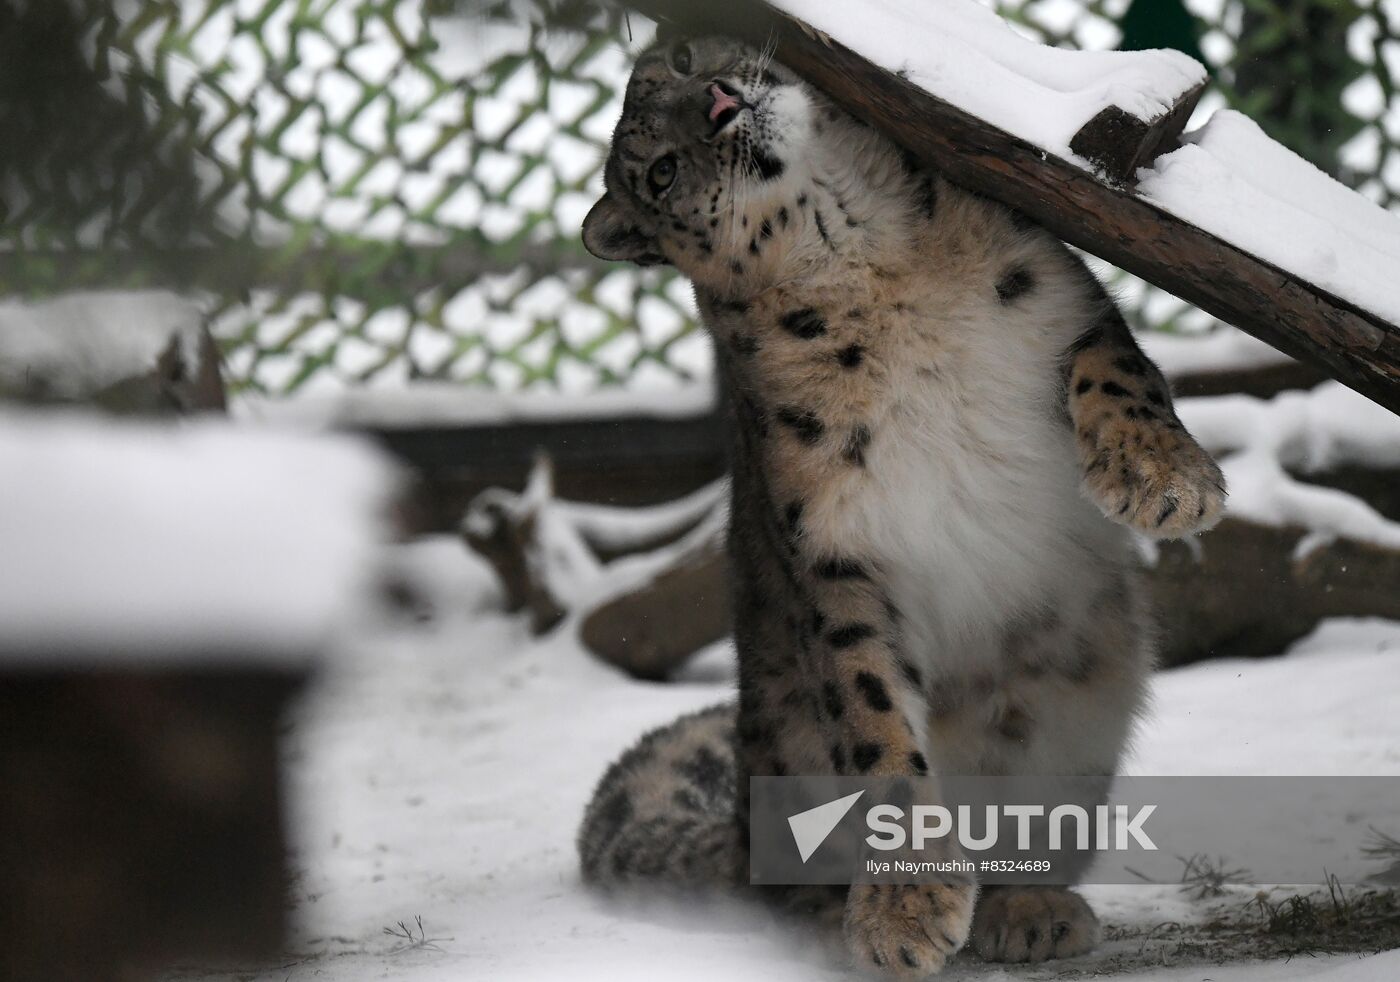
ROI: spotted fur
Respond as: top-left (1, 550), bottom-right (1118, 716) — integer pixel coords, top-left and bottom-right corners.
top-left (579, 34), bottom-right (1225, 977)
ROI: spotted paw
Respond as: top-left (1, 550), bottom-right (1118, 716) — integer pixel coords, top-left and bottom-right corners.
top-left (844, 882), bottom-right (975, 978)
top-left (971, 886), bottom-right (1100, 963)
top-left (1078, 416), bottom-right (1226, 540)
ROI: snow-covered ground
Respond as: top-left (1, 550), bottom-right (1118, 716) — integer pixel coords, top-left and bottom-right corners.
top-left (166, 536), bottom-right (1400, 982)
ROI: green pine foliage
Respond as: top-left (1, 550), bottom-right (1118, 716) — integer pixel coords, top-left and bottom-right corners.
top-left (1118, 0), bottom-right (1208, 68)
top-left (1218, 0), bottom-right (1368, 178)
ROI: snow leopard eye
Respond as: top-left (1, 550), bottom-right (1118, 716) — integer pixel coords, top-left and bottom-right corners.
top-left (669, 42), bottom-right (693, 75)
top-left (647, 154), bottom-right (677, 194)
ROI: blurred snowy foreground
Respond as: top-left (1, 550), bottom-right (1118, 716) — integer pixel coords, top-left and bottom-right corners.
top-left (0, 413), bottom-right (396, 658)
top-left (168, 538), bottom-right (1400, 981)
top-left (4, 412), bottom-right (1400, 981)
top-left (3, 0), bottom-right (1398, 972)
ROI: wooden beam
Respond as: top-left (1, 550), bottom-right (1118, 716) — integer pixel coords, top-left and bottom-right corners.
top-left (1069, 82), bottom-right (1206, 184)
top-left (624, 0), bottom-right (1400, 415)
top-left (0, 241), bottom-right (609, 298)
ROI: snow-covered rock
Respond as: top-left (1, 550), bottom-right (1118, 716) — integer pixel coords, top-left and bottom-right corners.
top-left (0, 413), bottom-right (399, 661)
top-left (0, 290), bottom-right (221, 411)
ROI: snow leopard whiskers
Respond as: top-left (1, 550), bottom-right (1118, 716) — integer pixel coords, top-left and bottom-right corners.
top-left (577, 35), bottom-right (1224, 977)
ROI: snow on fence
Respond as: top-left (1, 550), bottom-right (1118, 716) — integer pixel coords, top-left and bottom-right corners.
top-left (2, 0), bottom-right (1399, 401)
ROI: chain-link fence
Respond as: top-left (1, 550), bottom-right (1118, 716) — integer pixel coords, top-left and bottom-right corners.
top-left (1, 0), bottom-right (1395, 397)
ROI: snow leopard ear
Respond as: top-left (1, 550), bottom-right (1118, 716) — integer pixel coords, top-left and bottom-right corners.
top-left (582, 192), bottom-right (667, 266)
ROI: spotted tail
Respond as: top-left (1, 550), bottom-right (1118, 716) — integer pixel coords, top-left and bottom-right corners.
top-left (578, 702), bottom-right (747, 888)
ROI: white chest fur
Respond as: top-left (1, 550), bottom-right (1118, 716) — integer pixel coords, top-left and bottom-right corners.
top-left (803, 296), bottom-right (1128, 680)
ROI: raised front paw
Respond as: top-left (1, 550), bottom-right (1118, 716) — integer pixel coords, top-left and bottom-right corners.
top-left (1077, 414), bottom-right (1226, 539)
top-left (844, 882), bottom-right (975, 978)
top-left (971, 886), bottom-right (1100, 963)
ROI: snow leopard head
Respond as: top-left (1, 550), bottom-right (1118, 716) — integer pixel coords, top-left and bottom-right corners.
top-left (582, 35), bottom-right (827, 286)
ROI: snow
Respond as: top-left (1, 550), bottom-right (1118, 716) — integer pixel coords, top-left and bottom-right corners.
top-left (549, 480), bottom-right (725, 554)
top-left (464, 462), bottom-right (726, 614)
top-left (163, 536), bottom-right (1400, 982)
top-left (1180, 383), bottom-right (1400, 551)
top-left (775, 0), bottom-right (1206, 165)
top-left (1138, 111), bottom-right (1400, 327)
top-left (0, 291), bottom-right (207, 399)
top-left (0, 413), bottom-right (399, 662)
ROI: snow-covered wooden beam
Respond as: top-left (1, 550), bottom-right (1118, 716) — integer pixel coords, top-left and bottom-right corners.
top-left (624, 0), bottom-right (1400, 416)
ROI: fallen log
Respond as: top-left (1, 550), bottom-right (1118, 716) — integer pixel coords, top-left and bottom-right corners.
top-left (578, 538), bottom-right (729, 681)
top-left (469, 497), bottom-right (1400, 676)
top-left (461, 457), bottom-right (569, 633)
top-left (1153, 514), bottom-right (1400, 666)
top-left (465, 384), bottom-right (1400, 676)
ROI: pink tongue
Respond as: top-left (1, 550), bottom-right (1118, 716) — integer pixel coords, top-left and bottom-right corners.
top-left (709, 83), bottom-right (740, 122)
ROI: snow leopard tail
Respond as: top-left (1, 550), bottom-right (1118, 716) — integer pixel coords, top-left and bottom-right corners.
top-left (578, 702), bottom-right (747, 889)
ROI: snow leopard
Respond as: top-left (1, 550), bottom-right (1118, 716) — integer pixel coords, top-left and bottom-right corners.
top-left (576, 34), bottom-right (1225, 976)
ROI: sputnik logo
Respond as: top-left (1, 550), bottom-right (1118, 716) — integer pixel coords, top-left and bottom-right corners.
top-left (787, 790), bottom-right (864, 863)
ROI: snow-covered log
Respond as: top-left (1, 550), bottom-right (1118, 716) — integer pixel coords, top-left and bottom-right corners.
top-left (466, 383), bottom-right (1400, 674)
top-left (1155, 516), bottom-right (1400, 666)
top-left (1154, 376), bottom-right (1400, 664)
top-left (628, 0), bottom-right (1400, 415)
top-left (1180, 383), bottom-right (1400, 554)
top-left (1128, 382), bottom-right (1400, 664)
top-left (462, 457), bottom-right (729, 677)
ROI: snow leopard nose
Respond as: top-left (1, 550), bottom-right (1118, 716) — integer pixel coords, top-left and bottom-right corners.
top-left (708, 81), bottom-right (744, 129)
